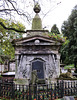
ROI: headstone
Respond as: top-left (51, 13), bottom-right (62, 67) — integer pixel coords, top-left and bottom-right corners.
top-left (63, 96), bottom-right (75, 100)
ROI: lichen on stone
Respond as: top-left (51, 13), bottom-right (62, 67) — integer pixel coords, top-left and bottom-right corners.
top-left (32, 14), bottom-right (42, 30)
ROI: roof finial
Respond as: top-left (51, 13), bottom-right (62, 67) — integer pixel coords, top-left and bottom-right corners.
top-left (32, 2), bottom-right (42, 30)
top-left (33, 2), bottom-right (41, 13)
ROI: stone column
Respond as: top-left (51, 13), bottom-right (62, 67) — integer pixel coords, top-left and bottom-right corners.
top-left (45, 64), bottom-right (49, 79)
top-left (15, 54), bottom-right (19, 78)
top-left (55, 54), bottom-right (60, 77)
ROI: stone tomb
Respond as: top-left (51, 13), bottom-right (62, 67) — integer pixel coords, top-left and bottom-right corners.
top-left (13, 32), bottom-right (62, 85)
top-left (12, 3), bottom-right (63, 85)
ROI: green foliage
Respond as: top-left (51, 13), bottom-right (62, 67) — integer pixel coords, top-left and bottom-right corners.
top-left (48, 32), bottom-right (65, 41)
top-left (2, 39), bottom-right (15, 59)
top-left (61, 5), bottom-right (77, 72)
top-left (0, 18), bottom-right (25, 63)
top-left (0, 75), bottom-right (2, 78)
top-left (51, 24), bottom-right (60, 34)
top-left (0, 45), bottom-right (4, 63)
top-left (0, 18), bottom-right (25, 39)
top-left (50, 24), bottom-right (65, 41)
top-left (64, 64), bottom-right (74, 69)
top-left (62, 40), bottom-right (69, 46)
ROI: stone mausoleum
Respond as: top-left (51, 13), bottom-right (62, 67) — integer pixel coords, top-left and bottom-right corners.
top-left (12, 3), bottom-right (63, 85)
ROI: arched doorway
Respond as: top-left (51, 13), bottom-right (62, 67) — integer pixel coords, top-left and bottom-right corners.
top-left (32, 59), bottom-right (44, 79)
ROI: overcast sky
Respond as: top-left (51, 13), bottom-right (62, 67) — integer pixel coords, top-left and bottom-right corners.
top-left (16, 0), bottom-right (77, 32)
top-left (42, 0), bottom-right (77, 32)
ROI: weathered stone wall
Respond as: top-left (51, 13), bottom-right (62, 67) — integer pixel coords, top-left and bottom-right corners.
top-left (0, 64), bottom-right (8, 73)
top-left (0, 64), bottom-right (4, 74)
top-left (15, 53), bottom-right (60, 84)
top-left (14, 35), bottom-right (62, 85)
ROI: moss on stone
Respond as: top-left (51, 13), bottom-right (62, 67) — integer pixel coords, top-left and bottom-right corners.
top-left (57, 78), bottom-right (77, 80)
top-left (37, 79), bottom-right (45, 84)
top-left (14, 78), bottom-right (29, 85)
top-left (59, 68), bottom-right (76, 79)
top-left (32, 14), bottom-right (42, 30)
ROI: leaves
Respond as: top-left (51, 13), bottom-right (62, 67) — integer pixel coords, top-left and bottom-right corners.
top-left (51, 24), bottom-right (60, 34)
top-left (60, 5), bottom-right (77, 67)
top-left (48, 32), bottom-right (65, 41)
top-left (0, 18), bottom-right (25, 63)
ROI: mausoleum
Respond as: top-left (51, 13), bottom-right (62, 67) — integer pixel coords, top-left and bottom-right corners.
top-left (12, 3), bottom-right (63, 85)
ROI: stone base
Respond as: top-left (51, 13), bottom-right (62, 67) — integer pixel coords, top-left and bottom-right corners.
top-left (14, 78), bottom-right (30, 85)
top-left (37, 79), bottom-right (45, 84)
top-left (45, 78), bottom-right (57, 84)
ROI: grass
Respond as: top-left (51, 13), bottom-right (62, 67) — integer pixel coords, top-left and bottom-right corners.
top-left (64, 64), bottom-right (74, 69)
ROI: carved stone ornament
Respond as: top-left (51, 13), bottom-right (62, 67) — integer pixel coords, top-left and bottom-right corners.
top-left (34, 39), bottom-right (40, 45)
top-left (34, 2), bottom-right (41, 13)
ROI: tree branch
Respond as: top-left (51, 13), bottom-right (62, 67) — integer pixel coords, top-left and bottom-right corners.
top-left (0, 22), bottom-right (26, 33)
top-left (0, 9), bottom-right (15, 12)
top-left (7, 0), bottom-right (30, 22)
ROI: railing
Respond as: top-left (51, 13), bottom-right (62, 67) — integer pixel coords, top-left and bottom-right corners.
top-left (0, 79), bottom-right (77, 100)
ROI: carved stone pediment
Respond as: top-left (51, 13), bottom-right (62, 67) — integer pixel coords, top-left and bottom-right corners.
top-left (14, 35), bottom-right (62, 46)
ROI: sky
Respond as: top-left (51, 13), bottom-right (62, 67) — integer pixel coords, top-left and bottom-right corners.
top-left (41, 0), bottom-right (77, 32)
top-left (15, 0), bottom-right (77, 32)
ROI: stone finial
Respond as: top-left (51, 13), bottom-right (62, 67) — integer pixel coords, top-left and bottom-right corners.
top-left (33, 2), bottom-right (41, 13)
top-left (32, 3), bottom-right (42, 30)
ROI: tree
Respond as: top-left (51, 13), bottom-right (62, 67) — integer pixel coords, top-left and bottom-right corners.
top-left (0, 0), bottom-right (60, 64)
top-left (51, 24), bottom-right (60, 34)
top-left (0, 0), bottom-right (61, 64)
top-left (61, 5), bottom-right (77, 72)
top-left (0, 0), bottom-right (61, 32)
top-left (0, 18), bottom-right (25, 63)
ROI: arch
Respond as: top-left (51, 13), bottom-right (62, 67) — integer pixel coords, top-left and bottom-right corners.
top-left (31, 59), bottom-right (44, 79)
